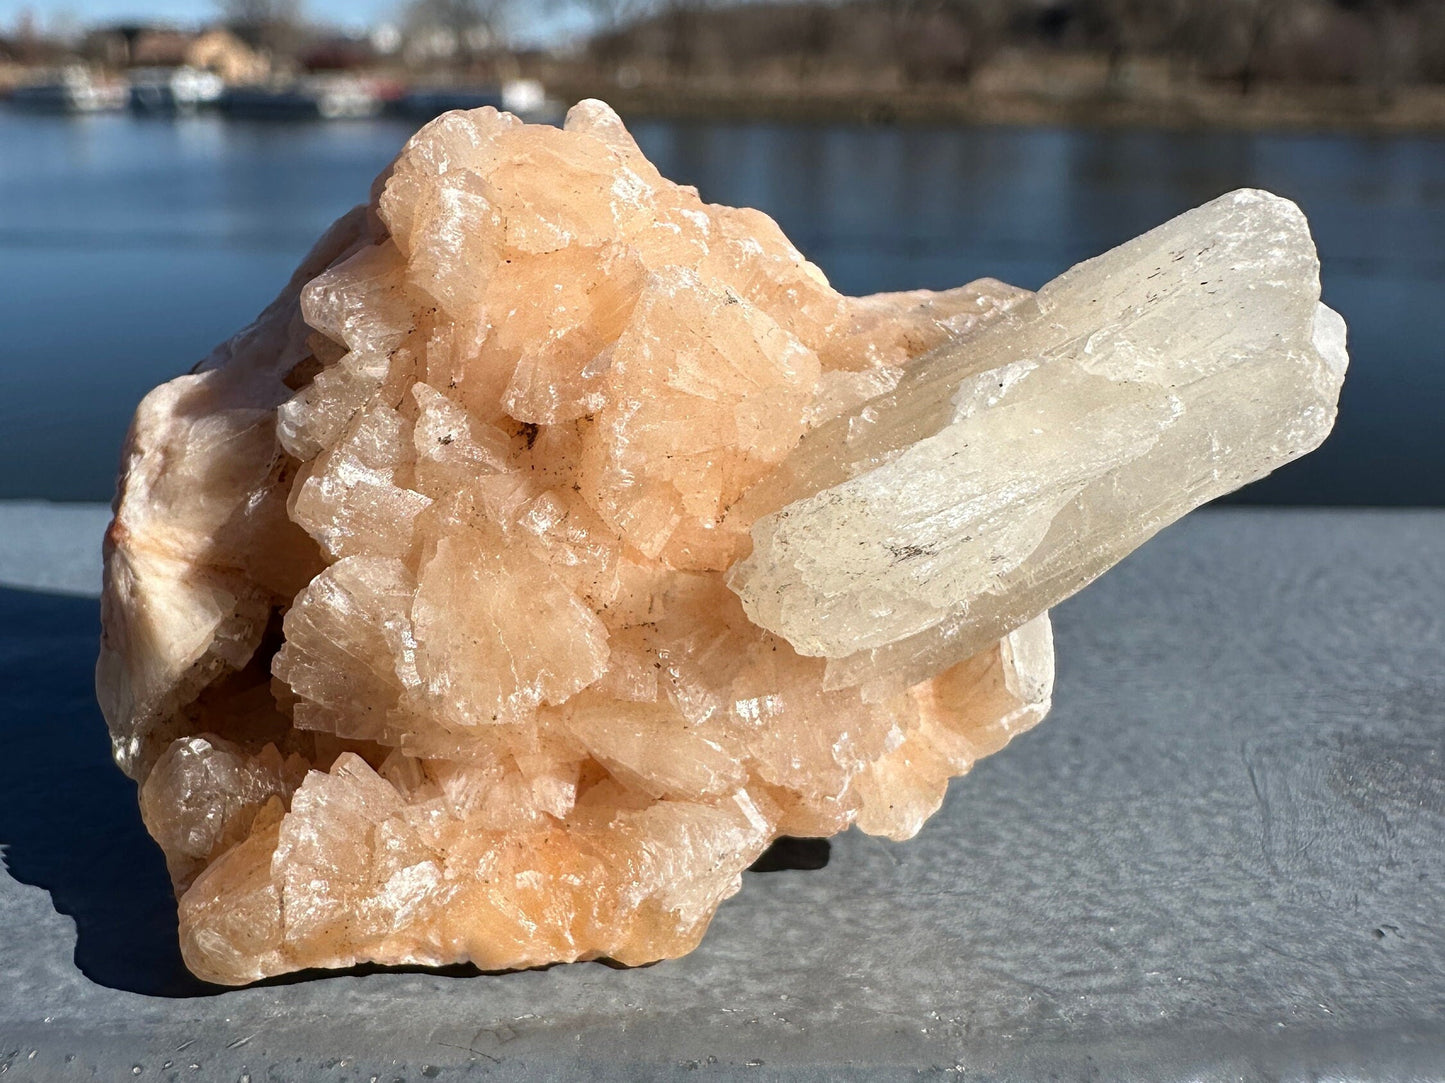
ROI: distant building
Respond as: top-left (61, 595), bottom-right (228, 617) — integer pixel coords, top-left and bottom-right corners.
top-left (77, 23), bottom-right (267, 83)
top-left (300, 34), bottom-right (377, 73)
top-left (187, 28), bottom-right (269, 84)
top-left (82, 24), bottom-right (185, 68)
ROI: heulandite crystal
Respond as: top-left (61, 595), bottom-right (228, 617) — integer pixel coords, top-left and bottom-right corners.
top-left (98, 100), bottom-right (1345, 985)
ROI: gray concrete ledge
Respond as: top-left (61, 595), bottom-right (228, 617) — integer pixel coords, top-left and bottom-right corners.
top-left (0, 506), bottom-right (1442, 1080)
top-left (0, 502), bottom-right (112, 598)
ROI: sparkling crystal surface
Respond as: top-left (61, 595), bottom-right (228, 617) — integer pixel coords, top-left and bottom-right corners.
top-left (99, 102), bottom-right (1050, 985)
top-left (97, 102), bottom-right (1342, 986)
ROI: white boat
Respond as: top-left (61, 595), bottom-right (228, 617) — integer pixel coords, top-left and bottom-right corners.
top-left (392, 79), bottom-right (559, 123)
top-left (501, 78), bottom-right (548, 116)
top-left (221, 76), bottom-right (380, 120)
top-left (393, 85), bottom-right (503, 119)
top-left (9, 68), bottom-right (127, 113)
top-left (129, 67), bottom-right (225, 114)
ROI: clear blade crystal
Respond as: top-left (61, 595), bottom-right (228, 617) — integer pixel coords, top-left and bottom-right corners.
top-left (729, 189), bottom-right (1348, 694)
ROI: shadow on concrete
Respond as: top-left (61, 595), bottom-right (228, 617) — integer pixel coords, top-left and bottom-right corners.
top-left (749, 836), bottom-right (831, 872)
top-left (0, 586), bottom-right (223, 997)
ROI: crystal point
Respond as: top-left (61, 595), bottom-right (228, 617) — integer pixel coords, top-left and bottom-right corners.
top-left (97, 103), bottom-right (1342, 985)
top-left (728, 188), bottom-right (1347, 691)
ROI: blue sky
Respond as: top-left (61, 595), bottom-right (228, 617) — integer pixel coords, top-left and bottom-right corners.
top-left (1, 1), bottom-right (590, 39)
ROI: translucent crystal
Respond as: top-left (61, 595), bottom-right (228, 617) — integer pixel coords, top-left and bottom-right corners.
top-left (97, 102), bottom-right (1341, 986)
top-left (729, 189), bottom-right (1348, 694)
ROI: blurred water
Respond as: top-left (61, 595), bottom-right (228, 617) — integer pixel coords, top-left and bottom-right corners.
top-left (1, 109), bottom-right (1441, 503)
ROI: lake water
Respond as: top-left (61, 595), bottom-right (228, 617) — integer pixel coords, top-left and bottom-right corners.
top-left (2, 109), bottom-right (1441, 504)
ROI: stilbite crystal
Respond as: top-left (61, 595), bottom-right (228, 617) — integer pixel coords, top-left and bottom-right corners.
top-left (729, 190), bottom-right (1349, 695)
top-left (97, 101), bottom-right (1344, 986)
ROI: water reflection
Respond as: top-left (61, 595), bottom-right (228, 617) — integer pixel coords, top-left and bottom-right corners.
top-left (2, 110), bottom-right (1441, 503)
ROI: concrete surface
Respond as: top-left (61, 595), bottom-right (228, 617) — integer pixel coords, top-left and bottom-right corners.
top-left (0, 503), bottom-right (111, 598)
top-left (0, 504), bottom-right (1442, 1081)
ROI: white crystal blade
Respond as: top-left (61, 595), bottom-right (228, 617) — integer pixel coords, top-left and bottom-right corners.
top-left (729, 189), bottom-right (1348, 693)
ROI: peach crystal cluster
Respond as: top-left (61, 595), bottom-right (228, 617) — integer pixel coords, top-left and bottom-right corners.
top-left (99, 101), bottom-right (1345, 986)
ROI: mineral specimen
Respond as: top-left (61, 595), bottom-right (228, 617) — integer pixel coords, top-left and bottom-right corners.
top-left (98, 100), bottom-right (1346, 986)
top-left (731, 188), bottom-right (1350, 694)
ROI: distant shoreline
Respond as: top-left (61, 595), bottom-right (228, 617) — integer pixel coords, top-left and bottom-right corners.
top-left (7, 62), bottom-right (1445, 134)
top-left (551, 81), bottom-right (1445, 134)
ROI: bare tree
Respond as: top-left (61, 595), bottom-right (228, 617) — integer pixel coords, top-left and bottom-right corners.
top-left (796, 1), bottom-right (834, 79)
top-left (575, 0), bottom-right (657, 68)
top-left (1355, 0), bottom-right (1415, 103)
top-left (885, 0), bottom-right (1003, 86)
top-left (401, 0), bottom-right (511, 65)
top-left (944, 0), bottom-right (1008, 84)
top-left (217, 0), bottom-right (307, 59)
top-left (218, 0), bottom-right (299, 22)
top-left (568, 0), bottom-right (1445, 97)
top-left (884, 0), bottom-right (936, 84)
top-left (577, 0), bottom-right (656, 33)
top-left (1416, 0), bottom-right (1445, 82)
top-left (1237, 0), bottom-right (1283, 95)
top-left (1080, 0), bottom-right (1191, 90)
top-left (657, 0), bottom-right (709, 80)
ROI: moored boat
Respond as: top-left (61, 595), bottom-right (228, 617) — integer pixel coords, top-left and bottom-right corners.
top-left (392, 80), bottom-right (559, 123)
top-left (129, 67), bottom-right (225, 114)
top-left (9, 68), bottom-right (127, 113)
top-left (220, 76), bottom-right (380, 119)
top-left (392, 85), bottom-right (503, 119)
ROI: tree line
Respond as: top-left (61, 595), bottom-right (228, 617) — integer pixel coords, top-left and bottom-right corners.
top-left (573, 0), bottom-right (1445, 98)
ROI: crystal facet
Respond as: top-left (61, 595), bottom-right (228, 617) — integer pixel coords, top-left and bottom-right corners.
top-left (729, 189), bottom-right (1348, 695)
top-left (97, 101), bottom-right (1344, 985)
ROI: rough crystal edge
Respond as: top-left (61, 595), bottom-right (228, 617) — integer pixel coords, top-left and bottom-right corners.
top-left (728, 189), bottom-right (1349, 694)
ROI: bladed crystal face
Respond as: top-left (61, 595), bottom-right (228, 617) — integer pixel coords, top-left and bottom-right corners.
top-left (97, 100), bottom-right (1344, 985)
top-left (730, 188), bottom-right (1349, 696)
